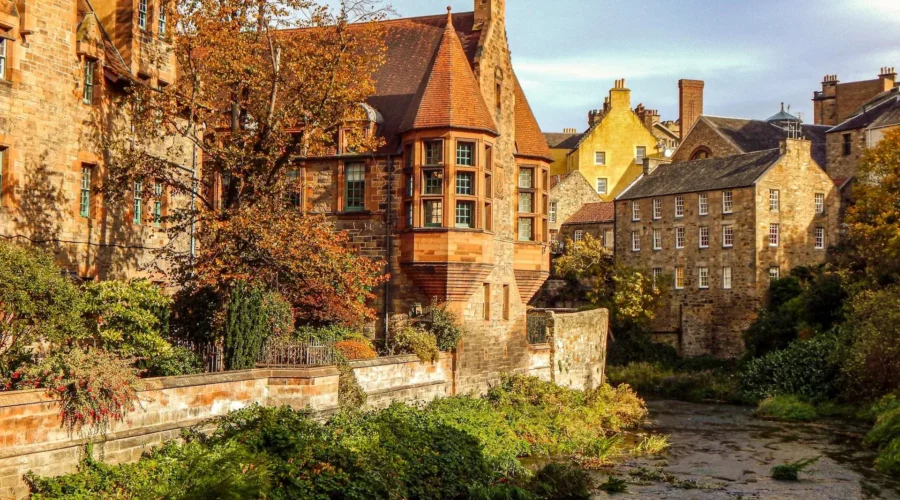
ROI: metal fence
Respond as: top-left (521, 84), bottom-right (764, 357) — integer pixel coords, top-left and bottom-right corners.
top-left (526, 314), bottom-right (549, 344)
top-left (175, 339), bottom-right (335, 372)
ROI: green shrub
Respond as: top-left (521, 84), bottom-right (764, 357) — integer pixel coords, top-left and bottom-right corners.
top-left (840, 284), bottom-right (900, 399)
top-left (392, 323), bottom-right (439, 362)
top-left (740, 335), bottom-right (841, 402)
top-left (754, 395), bottom-right (818, 422)
top-left (82, 279), bottom-right (173, 358)
top-left (223, 282), bottom-right (269, 370)
top-left (771, 456), bottom-right (819, 481)
top-left (420, 300), bottom-right (464, 351)
top-left (597, 475), bottom-right (628, 493)
top-left (468, 484), bottom-right (537, 500)
top-left (607, 362), bottom-right (742, 403)
top-left (338, 363), bottom-right (367, 410)
top-left (139, 346), bottom-right (204, 377)
top-left (528, 462), bottom-right (592, 500)
top-left (606, 329), bottom-right (678, 367)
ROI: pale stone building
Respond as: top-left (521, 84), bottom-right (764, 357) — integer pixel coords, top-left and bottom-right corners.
top-left (615, 139), bottom-right (839, 357)
top-left (547, 171), bottom-right (602, 250)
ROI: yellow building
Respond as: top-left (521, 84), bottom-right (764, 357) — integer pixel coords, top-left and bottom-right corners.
top-left (544, 79), bottom-right (663, 201)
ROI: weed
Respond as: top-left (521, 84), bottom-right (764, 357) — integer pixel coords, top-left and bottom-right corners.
top-left (632, 434), bottom-right (670, 455)
top-left (597, 476), bottom-right (628, 493)
top-left (771, 456), bottom-right (820, 480)
top-left (754, 395), bottom-right (818, 422)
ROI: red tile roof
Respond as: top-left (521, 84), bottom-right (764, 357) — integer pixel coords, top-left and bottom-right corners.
top-left (563, 202), bottom-right (615, 225)
top-left (399, 11), bottom-right (497, 135)
top-left (513, 77), bottom-right (552, 161)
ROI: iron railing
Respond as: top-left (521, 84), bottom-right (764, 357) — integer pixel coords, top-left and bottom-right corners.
top-left (175, 338), bottom-right (336, 372)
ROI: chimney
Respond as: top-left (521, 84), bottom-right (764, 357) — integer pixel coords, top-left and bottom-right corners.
top-left (678, 79), bottom-right (704, 140)
top-left (880, 67), bottom-right (897, 91)
top-left (609, 79), bottom-right (631, 109)
top-left (562, 128), bottom-right (577, 134)
top-left (779, 137), bottom-right (812, 169)
top-left (643, 156), bottom-right (671, 176)
top-left (474, 0), bottom-right (504, 30)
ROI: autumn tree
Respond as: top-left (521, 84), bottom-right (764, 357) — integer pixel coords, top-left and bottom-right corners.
top-left (102, 0), bottom-right (391, 325)
top-left (843, 128), bottom-right (900, 282)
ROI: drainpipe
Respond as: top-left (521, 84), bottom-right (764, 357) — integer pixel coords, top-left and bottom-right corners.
top-left (383, 155), bottom-right (394, 341)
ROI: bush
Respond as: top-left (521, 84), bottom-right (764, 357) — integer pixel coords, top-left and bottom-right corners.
top-left (740, 335), bottom-right (841, 402)
top-left (223, 282), bottom-right (269, 370)
top-left (392, 323), bottom-right (439, 362)
top-left (338, 363), bottom-right (367, 410)
top-left (170, 284), bottom-right (221, 343)
top-left (606, 362), bottom-right (742, 403)
top-left (420, 300), bottom-right (464, 351)
top-left (839, 284), bottom-right (900, 399)
top-left (755, 395), bottom-right (818, 422)
top-left (606, 329), bottom-right (678, 367)
top-left (21, 348), bottom-right (140, 437)
top-left (82, 279), bottom-right (173, 358)
top-left (334, 340), bottom-right (377, 360)
top-left (138, 346), bottom-right (204, 377)
top-left (528, 462), bottom-right (592, 500)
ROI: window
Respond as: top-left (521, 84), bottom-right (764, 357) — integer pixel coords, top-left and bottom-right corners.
top-left (406, 203), bottom-right (413, 227)
top-left (483, 283), bottom-right (491, 320)
top-left (455, 201), bottom-right (474, 228)
top-left (424, 200), bottom-right (443, 227)
top-left (674, 267), bottom-right (685, 290)
top-left (631, 231), bottom-right (640, 251)
top-left (722, 191), bottom-right (733, 214)
top-left (158, 2), bottom-right (167, 36)
top-left (594, 151), bottom-right (606, 165)
top-left (0, 37), bottom-right (7, 80)
top-left (518, 167), bottom-right (534, 188)
top-left (456, 142), bottom-right (475, 166)
top-left (79, 166), bottom-right (92, 218)
top-left (518, 218), bottom-right (533, 241)
top-left (652, 198), bottom-right (661, 219)
top-left (518, 192), bottom-right (534, 213)
top-left (815, 193), bottom-right (824, 214)
top-left (635, 146), bottom-right (646, 164)
top-left (815, 227), bottom-right (825, 249)
top-left (83, 59), bottom-right (95, 105)
top-left (138, 0), bottom-right (147, 29)
top-left (152, 182), bottom-right (163, 226)
top-left (675, 227), bottom-right (685, 249)
top-left (699, 226), bottom-right (709, 248)
top-left (132, 180), bottom-right (143, 225)
top-left (691, 149), bottom-right (710, 160)
top-left (595, 178), bottom-right (608, 194)
top-left (723, 225), bottom-right (734, 247)
top-left (723, 267), bottom-right (732, 289)
top-left (631, 201), bottom-right (640, 221)
top-left (769, 189), bottom-right (780, 211)
top-left (652, 268), bottom-right (663, 289)
top-left (502, 284), bottom-right (510, 320)
top-left (769, 267), bottom-right (780, 280)
top-left (699, 267), bottom-right (709, 289)
top-left (286, 170), bottom-right (301, 207)
top-left (549, 201), bottom-right (558, 223)
top-left (604, 229), bottom-right (614, 248)
top-left (485, 145), bottom-right (493, 171)
top-left (842, 133), bottom-right (852, 156)
top-left (653, 229), bottom-right (661, 250)
top-left (769, 223), bottom-right (779, 246)
top-left (574, 230), bottom-right (584, 242)
top-left (484, 203), bottom-right (492, 231)
top-left (345, 163), bottom-right (365, 211)
top-left (699, 193), bottom-right (709, 215)
top-left (456, 172), bottom-right (474, 195)
top-left (424, 140), bottom-right (443, 165)
top-left (423, 169), bottom-right (443, 195)
top-left (675, 195), bottom-right (684, 218)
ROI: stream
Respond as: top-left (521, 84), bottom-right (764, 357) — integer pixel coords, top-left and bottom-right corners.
top-left (593, 400), bottom-right (900, 499)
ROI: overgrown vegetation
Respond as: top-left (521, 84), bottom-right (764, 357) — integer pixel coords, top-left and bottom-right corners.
top-left (754, 395), bottom-right (818, 422)
top-left (606, 361), bottom-right (742, 403)
top-left (26, 376), bottom-right (648, 498)
top-left (771, 457), bottom-right (820, 481)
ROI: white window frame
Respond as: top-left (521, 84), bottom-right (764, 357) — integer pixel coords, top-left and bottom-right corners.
top-left (698, 193), bottom-right (709, 215)
top-left (653, 229), bottom-right (662, 250)
top-left (769, 189), bottom-right (780, 212)
top-left (635, 146), bottom-right (646, 164)
top-left (722, 225), bottom-right (734, 248)
top-left (574, 230), bottom-right (584, 242)
top-left (596, 177), bottom-right (608, 194)
top-left (723, 267), bottom-right (732, 289)
top-left (769, 266), bottom-right (780, 280)
top-left (652, 268), bottom-right (663, 290)
top-left (722, 190), bottom-right (733, 214)
top-left (548, 201), bottom-right (557, 223)
top-left (815, 193), bottom-right (824, 214)
top-left (652, 198), bottom-right (661, 219)
top-left (158, 2), bottom-right (167, 36)
top-left (769, 223), bottom-right (779, 247)
top-left (675, 227), bottom-right (685, 249)
top-left (674, 267), bottom-right (685, 290)
top-left (699, 226), bottom-right (709, 248)
top-left (631, 231), bottom-right (640, 252)
top-left (604, 229), bottom-right (614, 249)
top-left (138, 0), bottom-right (148, 30)
top-left (699, 267), bottom-right (709, 289)
top-left (632, 201), bottom-right (640, 221)
top-left (675, 195), bottom-right (684, 218)
top-left (594, 151), bottom-right (606, 165)
top-left (815, 227), bottom-right (825, 249)
top-left (0, 37), bottom-right (8, 81)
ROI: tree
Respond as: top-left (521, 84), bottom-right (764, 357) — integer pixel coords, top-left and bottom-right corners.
top-left (82, 279), bottom-right (174, 358)
top-left (843, 128), bottom-right (900, 281)
top-left (102, 0), bottom-right (391, 325)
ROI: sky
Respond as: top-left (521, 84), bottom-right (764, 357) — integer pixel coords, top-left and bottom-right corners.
top-left (327, 0), bottom-right (900, 133)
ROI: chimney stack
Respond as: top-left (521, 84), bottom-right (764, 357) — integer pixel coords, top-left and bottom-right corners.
top-left (609, 78), bottom-right (631, 110)
top-left (643, 157), bottom-right (671, 176)
top-left (562, 127), bottom-right (577, 134)
top-left (474, 0), bottom-right (504, 30)
top-left (880, 67), bottom-right (897, 90)
top-left (678, 79), bottom-right (704, 140)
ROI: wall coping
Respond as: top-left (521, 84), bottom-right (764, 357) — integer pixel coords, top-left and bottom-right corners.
top-left (0, 367), bottom-right (341, 408)
top-left (349, 352), bottom-right (452, 369)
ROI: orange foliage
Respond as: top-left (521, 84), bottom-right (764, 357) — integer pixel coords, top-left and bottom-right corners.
top-left (335, 340), bottom-right (377, 360)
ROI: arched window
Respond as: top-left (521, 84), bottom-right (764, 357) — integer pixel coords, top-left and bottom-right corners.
top-left (690, 147), bottom-right (712, 160)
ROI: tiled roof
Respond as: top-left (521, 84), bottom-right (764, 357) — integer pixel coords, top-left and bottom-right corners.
top-left (399, 11), bottom-right (497, 136)
top-left (76, 0), bottom-right (133, 82)
top-left (513, 77), bottom-right (552, 160)
top-left (616, 149), bottom-right (782, 200)
top-left (563, 202), bottom-right (615, 225)
top-left (549, 173), bottom-right (570, 189)
top-left (544, 132), bottom-right (584, 150)
top-left (700, 116), bottom-right (828, 167)
top-left (828, 90), bottom-right (900, 133)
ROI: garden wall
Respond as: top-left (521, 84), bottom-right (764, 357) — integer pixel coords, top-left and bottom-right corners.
top-left (532, 308), bottom-right (609, 390)
top-left (350, 354), bottom-right (453, 409)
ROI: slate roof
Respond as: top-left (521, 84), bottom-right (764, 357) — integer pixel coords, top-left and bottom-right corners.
top-left (766, 109), bottom-right (800, 123)
top-left (513, 78), bottom-right (553, 160)
top-left (544, 132), bottom-right (584, 150)
top-left (828, 90), bottom-right (900, 133)
top-left (699, 116), bottom-right (828, 167)
top-left (563, 202), bottom-right (615, 225)
top-left (616, 149), bottom-right (782, 200)
top-left (399, 12), bottom-right (497, 136)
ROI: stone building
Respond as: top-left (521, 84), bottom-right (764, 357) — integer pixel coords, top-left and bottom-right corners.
top-left (615, 139), bottom-right (839, 357)
top-left (295, 1), bottom-right (554, 393)
top-left (558, 202), bottom-right (614, 250)
top-left (0, 0), bottom-right (189, 280)
top-left (542, 79), bottom-right (669, 200)
top-left (547, 171), bottom-right (601, 250)
top-left (813, 68), bottom-right (897, 126)
top-left (824, 86), bottom-right (900, 184)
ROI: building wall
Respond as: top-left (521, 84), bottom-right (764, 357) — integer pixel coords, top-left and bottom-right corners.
top-left (569, 87), bottom-right (659, 202)
top-left (670, 118), bottom-right (741, 163)
top-left (548, 171), bottom-right (602, 234)
top-left (558, 222), bottom-right (613, 248)
top-left (678, 79), bottom-right (704, 141)
top-left (548, 147), bottom-right (570, 176)
top-left (824, 128), bottom-right (866, 182)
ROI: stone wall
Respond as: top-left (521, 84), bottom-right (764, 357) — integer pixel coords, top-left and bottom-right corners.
top-left (825, 128), bottom-right (866, 181)
top-left (531, 308), bottom-right (608, 390)
top-left (670, 117), bottom-right (739, 163)
top-left (548, 171), bottom-right (602, 234)
top-left (350, 354), bottom-right (453, 409)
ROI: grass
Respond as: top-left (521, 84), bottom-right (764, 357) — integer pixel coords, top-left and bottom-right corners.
top-left (606, 362), bottom-right (744, 403)
top-left (597, 476), bottom-right (628, 493)
top-left (632, 435), bottom-right (670, 455)
top-left (771, 456), bottom-right (820, 480)
top-left (754, 395), bottom-right (818, 422)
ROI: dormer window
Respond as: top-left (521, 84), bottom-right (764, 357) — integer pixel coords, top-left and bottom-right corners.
top-left (83, 59), bottom-right (96, 105)
top-left (424, 140), bottom-right (443, 166)
top-left (158, 3), bottom-right (167, 37)
top-left (138, 0), bottom-right (148, 30)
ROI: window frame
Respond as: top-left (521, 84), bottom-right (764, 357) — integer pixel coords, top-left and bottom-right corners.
top-left (722, 190), bottom-right (733, 214)
top-left (699, 267), bottom-right (709, 289)
top-left (83, 59), bottom-right (96, 105)
top-left (635, 146), bottom-right (646, 164)
top-left (814, 192), bottom-right (824, 214)
top-left (548, 201), bottom-right (558, 223)
top-left (698, 192), bottom-right (709, 215)
top-left (675, 195), bottom-right (684, 218)
top-left (815, 227), bottom-right (825, 249)
top-left (79, 165), bottom-right (92, 218)
top-left (652, 229), bottom-right (661, 250)
top-left (423, 140), bottom-right (444, 166)
top-left (675, 226), bottom-right (685, 249)
top-left (594, 151), bottom-right (606, 165)
top-left (152, 181), bottom-right (163, 226)
top-left (423, 168), bottom-right (444, 196)
top-left (423, 199), bottom-right (443, 228)
top-left (138, 0), bottom-right (148, 30)
top-left (769, 223), bottom-right (780, 247)
top-left (455, 171), bottom-right (475, 196)
top-left (158, 2), bottom-right (167, 37)
top-left (595, 177), bottom-right (608, 194)
top-left (0, 36), bottom-right (7, 81)
top-left (699, 226), bottom-right (709, 248)
top-left (842, 133), bottom-right (852, 156)
top-left (769, 266), bottom-right (780, 281)
top-left (455, 200), bottom-right (475, 228)
top-left (674, 267), bottom-right (685, 290)
top-left (631, 231), bottom-right (640, 252)
top-left (722, 225), bottom-right (734, 248)
top-left (769, 189), bottom-right (780, 212)
top-left (631, 201), bottom-right (640, 222)
top-left (518, 217), bottom-right (534, 242)
top-left (723, 267), bottom-right (732, 289)
top-left (652, 198), bottom-right (661, 220)
top-left (132, 180), bottom-right (143, 225)
top-left (574, 230), bottom-right (584, 242)
top-left (344, 162), bottom-right (366, 212)
top-left (455, 141), bottom-right (475, 167)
